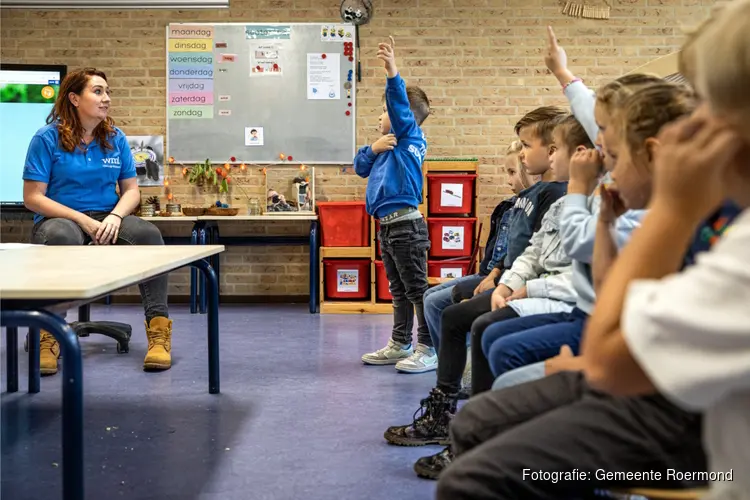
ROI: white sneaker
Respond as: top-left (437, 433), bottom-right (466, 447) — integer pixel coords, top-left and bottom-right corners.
top-left (362, 339), bottom-right (413, 365)
top-left (395, 343), bottom-right (438, 373)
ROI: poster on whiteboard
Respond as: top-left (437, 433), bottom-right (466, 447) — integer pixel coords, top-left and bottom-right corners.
top-left (441, 226), bottom-right (465, 250)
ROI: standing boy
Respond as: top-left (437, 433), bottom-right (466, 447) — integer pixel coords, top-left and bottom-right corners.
top-left (354, 38), bottom-right (434, 371)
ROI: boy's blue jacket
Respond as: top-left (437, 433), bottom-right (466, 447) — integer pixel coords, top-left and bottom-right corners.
top-left (354, 73), bottom-right (427, 218)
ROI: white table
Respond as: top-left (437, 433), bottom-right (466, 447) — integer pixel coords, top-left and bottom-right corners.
top-left (0, 245), bottom-right (224, 500)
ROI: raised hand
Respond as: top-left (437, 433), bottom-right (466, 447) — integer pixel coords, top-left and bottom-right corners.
top-left (377, 36), bottom-right (398, 78)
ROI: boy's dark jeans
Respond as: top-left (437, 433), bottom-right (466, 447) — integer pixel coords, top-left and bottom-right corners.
top-left (379, 217), bottom-right (432, 347)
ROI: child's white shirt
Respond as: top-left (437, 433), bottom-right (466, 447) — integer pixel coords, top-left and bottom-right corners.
top-left (623, 208), bottom-right (750, 498)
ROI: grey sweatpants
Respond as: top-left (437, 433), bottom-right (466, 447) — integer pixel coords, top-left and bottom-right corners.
top-left (437, 371), bottom-right (707, 499)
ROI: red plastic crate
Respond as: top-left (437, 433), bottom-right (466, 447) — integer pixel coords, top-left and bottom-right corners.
top-left (427, 217), bottom-right (477, 258)
top-left (324, 259), bottom-right (370, 300)
top-left (428, 260), bottom-right (472, 280)
top-left (318, 201), bottom-right (370, 247)
top-left (374, 260), bottom-right (392, 301)
top-left (427, 174), bottom-right (477, 215)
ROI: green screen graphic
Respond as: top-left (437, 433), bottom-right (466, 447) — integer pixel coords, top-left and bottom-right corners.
top-left (0, 83), bottom-right (59, 104)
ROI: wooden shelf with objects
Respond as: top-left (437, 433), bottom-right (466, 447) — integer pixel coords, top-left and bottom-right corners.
top-left (320, 158), bottom-right (480, 314)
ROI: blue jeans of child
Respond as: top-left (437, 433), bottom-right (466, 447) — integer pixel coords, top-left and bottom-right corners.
top-left (480, 308), bottom-right (588, 377)
top-left (423, 273), bottom-right (485, 352)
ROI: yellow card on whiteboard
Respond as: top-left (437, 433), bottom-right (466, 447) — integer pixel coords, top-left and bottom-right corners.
top-left (169, 39), bottom-right (212, 52)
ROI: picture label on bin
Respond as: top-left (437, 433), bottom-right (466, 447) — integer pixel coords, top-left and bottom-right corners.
top-left (442, 226), bottom-right (465, 250)
top-left (441, 267), bottom-right (464, 279)
top-left (441, 183), bottom-right (464, 208)
top-left (337, 269), bottom-right (359, 293)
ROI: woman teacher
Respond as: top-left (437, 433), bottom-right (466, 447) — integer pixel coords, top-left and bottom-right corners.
top-left (23, 67), bottom-right (173, 375)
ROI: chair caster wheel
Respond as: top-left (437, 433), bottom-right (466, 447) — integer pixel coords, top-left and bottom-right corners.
top-left (116, 342), bottom-right (129, 354)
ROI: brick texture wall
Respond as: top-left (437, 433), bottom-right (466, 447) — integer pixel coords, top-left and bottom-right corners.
top-left (0, 0), bottom-right (712, 299)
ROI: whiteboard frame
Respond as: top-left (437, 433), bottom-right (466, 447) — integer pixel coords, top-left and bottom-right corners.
top-left (165, 22), bottom-right (357, 165)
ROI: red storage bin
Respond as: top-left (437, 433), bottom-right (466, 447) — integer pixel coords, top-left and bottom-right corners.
top-left (428, 260), bottom-right (472, 280)
top-left (427, 217), bottom-right (476, 258)
top-left (375, 260), bottom-right (392, 301)
top-left (318, 201), bottom-right (370, 247)
top-left (324, 259), bottom-right (370, 300)
top-left (427, 174), bottom-right (477, 215)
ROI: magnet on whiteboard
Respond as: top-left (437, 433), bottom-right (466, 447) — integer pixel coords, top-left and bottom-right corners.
top-left (348, 102), bottom-right (352, 107)
top-left (321, 53), bottom-right (327, 59)
top-left (349, 56), bottom-right (353, 62)
top-left (219, 110), bottom-right (231, 116)
top-left (345, 110), bottom-right (350, 116)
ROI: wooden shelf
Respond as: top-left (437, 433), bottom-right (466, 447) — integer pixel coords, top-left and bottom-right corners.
top-left (321, 246), bottom-right (372, 258)
top-left (319, 158), bottom-right (480, 314)
top-left (320, 302), bottom-right (393, 314)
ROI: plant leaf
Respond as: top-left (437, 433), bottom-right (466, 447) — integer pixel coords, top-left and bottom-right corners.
top-left (220, 178), bottom-right (228, 193)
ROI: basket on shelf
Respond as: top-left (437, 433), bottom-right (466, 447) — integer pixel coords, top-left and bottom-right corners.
top-left (205, 207), bottom-right (239, 216)
top-left (182, 207), bottom-right (207, 216)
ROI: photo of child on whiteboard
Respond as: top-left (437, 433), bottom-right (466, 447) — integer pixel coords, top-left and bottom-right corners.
top-left (354, 36), bottom-right (437, 373)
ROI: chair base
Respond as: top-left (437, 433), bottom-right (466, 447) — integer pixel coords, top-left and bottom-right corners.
top-left (72, 321), bottom-right (132, 353)
top-left (24, 321), bottom-right (132, 354)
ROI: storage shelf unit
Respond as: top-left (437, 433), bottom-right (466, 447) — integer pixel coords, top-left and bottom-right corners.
top-left (320, 159), bottom-right (479, 314)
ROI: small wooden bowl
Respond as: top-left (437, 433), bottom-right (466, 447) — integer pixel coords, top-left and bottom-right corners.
top-left (205, 207), bottom-right (239, 216)
top-left (182, 207), bottom-right (206, 216)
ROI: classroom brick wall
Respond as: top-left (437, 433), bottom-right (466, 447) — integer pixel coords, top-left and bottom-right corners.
top-left (0, 0), bottom-right (713, 300)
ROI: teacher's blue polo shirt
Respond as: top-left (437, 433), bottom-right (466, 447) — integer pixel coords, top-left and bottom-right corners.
top-left (23, 123), bottom-right (137, 223)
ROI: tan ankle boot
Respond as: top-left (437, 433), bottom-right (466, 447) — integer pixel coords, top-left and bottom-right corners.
top-left (40, 330), bottom-right (60, 376)
top-left (144, 317), bottom-right (172, 371)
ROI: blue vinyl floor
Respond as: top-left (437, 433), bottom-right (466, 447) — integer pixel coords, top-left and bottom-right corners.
top-left (2, 304), bottom-right (440, 500)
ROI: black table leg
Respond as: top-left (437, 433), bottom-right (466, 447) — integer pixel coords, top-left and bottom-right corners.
top-left (28, 327), bottom-right (40, 393)
top-left (190, 224), bottom-right (199, 314)
top-left (309, 220), bottom-right (319, 314)
top-left (6, 326), bottom-right (18, 393)
top-left (191, 259), bottom-right (220, 394)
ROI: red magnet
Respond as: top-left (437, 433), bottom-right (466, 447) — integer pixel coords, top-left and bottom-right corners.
top-left (273, 63), bottom-right (278, 69)
top-left (256, 65), bottom-right (261, 70)
top-left (288, 155), bottom-right (293, 161)
top-left (348, 102), bottom-right (352, 107)
top-left (349, 56), bottom-right (353, 62)
top-left (321, 53), bottom-right (327, 59)
top-left (345, 110), bottom-right (350, 116)
top-left (230, 156), bottom-right (236, 162)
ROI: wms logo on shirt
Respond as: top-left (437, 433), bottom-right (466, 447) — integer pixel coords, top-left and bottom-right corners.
top-left (102, 157), bottom-right (121, 168)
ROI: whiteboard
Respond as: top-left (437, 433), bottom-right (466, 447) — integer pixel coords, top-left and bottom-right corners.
top-left (166, 22), bottom-right (357, 164)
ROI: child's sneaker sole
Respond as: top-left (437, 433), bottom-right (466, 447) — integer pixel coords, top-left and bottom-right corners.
top-left (395, 362), bottom-right (438, 373)
top-left (362, 356), bottom-right (406, 365)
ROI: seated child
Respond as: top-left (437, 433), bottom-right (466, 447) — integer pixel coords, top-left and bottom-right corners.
top-left (437, 81), bottom-right (712, 500)
top-left (583, 3), bottom-right (750, 498)
top-left (354, 38), bottom-right (435, 371)
top-left (422, 141), bottom-right (537, 356)
top-left (382, 112), bottom-right (581, 452)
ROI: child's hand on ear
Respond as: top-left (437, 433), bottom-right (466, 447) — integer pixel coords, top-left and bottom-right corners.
top-left (569, 149), bottom-right (602, 195)
top-left (653, 110), bottom-right (743, 222)
top-left (377, 36), bottom-right (398, 78)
